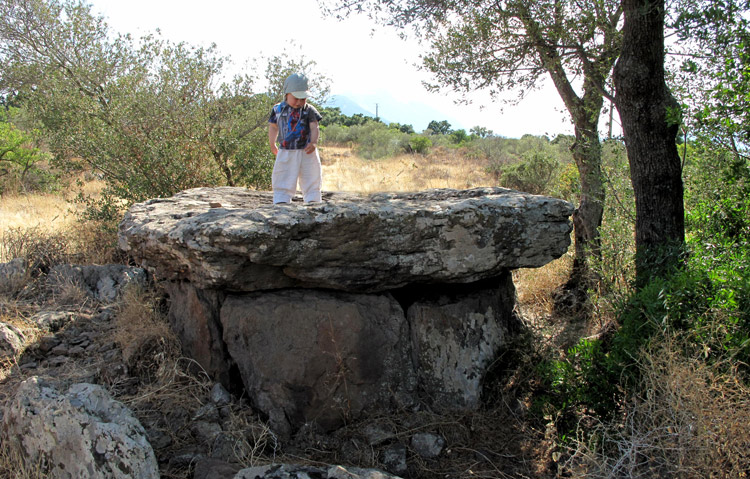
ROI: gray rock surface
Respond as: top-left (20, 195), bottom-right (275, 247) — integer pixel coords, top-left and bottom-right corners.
top-left (0, 258), bottom-right (27, 294)
top-left (47, 264), bottom-right (148, 301)
top-left (1, 376), bottom-right (159, 479)
top-left (220, 289), bottom-right (416, 436)
top-left (407, 275), bottom-right (518, 411)
top-left (235, 464), bottom-right (401, 479)
top-left (119, 187), bottom-right (573, 292)
top-left (0, 322), bottom-right (25, 358)
top-left (166, 276), bottom-right (520, 437)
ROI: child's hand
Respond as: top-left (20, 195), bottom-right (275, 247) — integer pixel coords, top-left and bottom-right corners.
top-left (304, 143), bottom-right (317, 154)
top-left (270, 144), bottom-right (278, 155)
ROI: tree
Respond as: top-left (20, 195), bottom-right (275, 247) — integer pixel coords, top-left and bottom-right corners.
top-left (324, 0), bottom-right (623, 298)
top-left (426, 119), bottom-right (452, 135)
top-left (0, 107), bottom-right (50, 190)
top-left (613, 0), bottom-right (684, 285)
top-left (670, 0), bottom-right (750, 148)
top-left (470, 126), bottom-right (494, 138)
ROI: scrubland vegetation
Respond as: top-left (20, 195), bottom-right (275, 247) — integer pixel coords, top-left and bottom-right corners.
top-left (2, 122), bottom-right (749, 477)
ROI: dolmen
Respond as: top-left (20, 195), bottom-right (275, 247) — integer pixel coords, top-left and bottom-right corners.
top-left (118, 187), bottom-right (574, 437)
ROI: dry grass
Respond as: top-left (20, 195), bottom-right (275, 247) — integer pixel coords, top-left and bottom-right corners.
top-left (0, 193), bottom-right (77, 233)
top-left (321, 145), bottom-right (497, 193)
top-left (111, 285), bottom-right (179, 369)
top-left (0, 175), bottom-right (104, 234)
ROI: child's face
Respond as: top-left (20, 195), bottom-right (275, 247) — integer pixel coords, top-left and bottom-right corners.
top-left (286, 93), bottom-right (307, 109)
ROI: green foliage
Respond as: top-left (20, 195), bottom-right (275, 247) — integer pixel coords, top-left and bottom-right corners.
top-left (0, 107), bottom-right (55, 193)
top-left (590, 140), bottom-right (636, 299)
top-left (322, 119), bottom-right (429, 157)
top-left (536, 337), bottom-right (620, 428)
top-left (390, 122), bottom-right (415, 134)
top-left (684, 140), bottom-right (750, 242)
top-left (670, 0), bottom-right (750, 145)
top-left (354, 122), bottom-right (410, 159)
top-left (319, 106), bottom-right (378, 127)
top-left (426, 119), bottom-right (452, 135)
top-left (470, 125), bottom-right (493, 138)
top-left (408, 135), bottom-right (432, 155)
top-left (495, 149), bottom-right (560, 195)
top-left (449, 128), bottom-right (470, 144)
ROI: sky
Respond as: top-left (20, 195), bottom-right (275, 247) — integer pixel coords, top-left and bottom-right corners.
top-left (87, 0), bottom-right (581, 138)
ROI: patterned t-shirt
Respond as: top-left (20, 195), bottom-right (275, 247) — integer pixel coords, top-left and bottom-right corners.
top-left (268, 102), bottom-right (322, 150)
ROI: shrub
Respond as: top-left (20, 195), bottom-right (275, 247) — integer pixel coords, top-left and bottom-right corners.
top-left (408, 135), bottom-right (432, 155)
top-left (0, 108), bottom-right (57, 195)
top-left (497, 150), bottom-right (560, 195)
top-left (351, 122), bottom-right (409, 159)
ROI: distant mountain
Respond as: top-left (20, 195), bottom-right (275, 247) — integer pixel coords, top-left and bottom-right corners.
top-left (324, 95), bottom-right (379, 120)
top-left (323, 93), bottom-right (464, 133)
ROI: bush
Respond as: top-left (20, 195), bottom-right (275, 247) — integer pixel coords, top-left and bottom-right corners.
top-left (408, 135), bottom-right (432, 155)
top-left (0, 108), bottom-right (57, 195)
top-left (497, 150), bottom-right (560, 195)
top-left (685, 141), bottom-right (750, 243)
top-left (336, 122), bottom-right (408, 159)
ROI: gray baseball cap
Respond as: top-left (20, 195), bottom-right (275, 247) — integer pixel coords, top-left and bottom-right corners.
top-left (283, 73), bottom-right (310, 99)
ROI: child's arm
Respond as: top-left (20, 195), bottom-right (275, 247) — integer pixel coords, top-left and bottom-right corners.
top-left (268, 122), bottom-right (279, 155)
top-left (305, 121), bottom-right (319, 154)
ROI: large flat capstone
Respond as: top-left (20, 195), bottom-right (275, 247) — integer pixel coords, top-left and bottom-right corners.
top-left (118, 187), bottom-right (574, 293)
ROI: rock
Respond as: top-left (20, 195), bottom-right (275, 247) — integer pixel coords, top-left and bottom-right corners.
top-left (220, 289), bottom-right (417, 436)
top-left (363, 423), bottom-right (397, 446)
top-left (119, 187), bottom-right (573, 293)
top-left (165, 270), bottom-right (521, 437)
top-left (1, 376), bottom-right (159, 478)
top-left (120, 187), bottom-right (573, 437)
top-left (192, 420), bottom-right (223, 445)
top-left (0, 258), bottom-right (27, 294)
top-left (194, 402), bottom-right (221, 422)
top-left (327, 465), bottom-right (401, 479)
top-left (193, 458), bottom-right (242, 479)
top-left (382, 443), bottom-right (408, 476)
top-left (0, 322), bottom-right (25, 358)
top-left (211, 382), bottom-right (232, 407)
top-left (164, 282), bottom-right (232, 386)
top-left (410, 433), bottom-right (446, 459)
top-left (406, 274), bottom-right (519, 411)
top-left (235, 464), bottom-right (401, 479)
top-left (47, 264), bottom-right (149, 302)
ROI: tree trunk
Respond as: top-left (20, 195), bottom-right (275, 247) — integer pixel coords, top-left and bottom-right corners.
top-left (552, 74), bottom-right (606, 309)
top-left (569, 121), bottom-right (605, 290)
top-left (613, 0), bottom-right (685, 286)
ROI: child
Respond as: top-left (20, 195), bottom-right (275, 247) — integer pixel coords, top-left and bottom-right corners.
top-left (268, 73), bottom-right (323, 204)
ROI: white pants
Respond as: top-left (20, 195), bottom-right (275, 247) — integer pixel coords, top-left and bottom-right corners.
top-left (272, 149), bottom-right (322, 204)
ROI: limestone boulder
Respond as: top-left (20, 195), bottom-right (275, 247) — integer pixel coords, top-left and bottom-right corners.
top-left (2, 376), bottom-right (159, 479)
top-left (0, 322), bottom-right (25, 358)
top-left (118, 187), bottom-right (573, 293)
